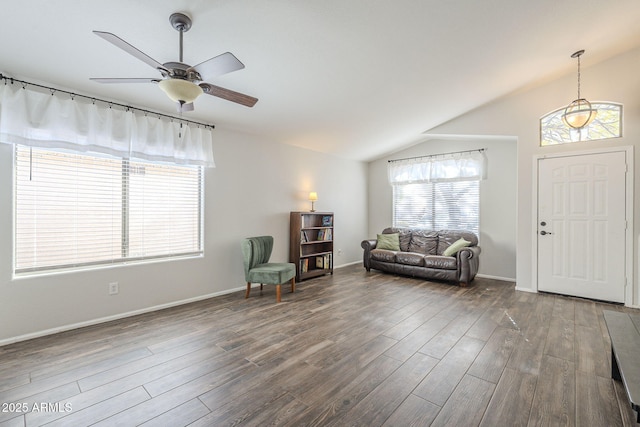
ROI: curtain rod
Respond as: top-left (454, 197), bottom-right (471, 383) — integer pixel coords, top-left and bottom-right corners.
top-left (388, 148), bottom-right (485, 163)
top-left (0, 73), bottom-right (215, 130)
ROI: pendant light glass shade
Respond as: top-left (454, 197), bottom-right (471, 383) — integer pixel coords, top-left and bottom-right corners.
top-left (562, 50), bottom-right (596, 129)
top-left (562, 98), bottom-right (597, 129)
top-left (158, 78), bottom-right (203, 103)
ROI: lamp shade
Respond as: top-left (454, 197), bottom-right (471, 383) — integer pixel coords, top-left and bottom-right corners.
top-left (158, 79), bottom-right (203, 103)
top-left (308, 192), bottom-right (318, 201)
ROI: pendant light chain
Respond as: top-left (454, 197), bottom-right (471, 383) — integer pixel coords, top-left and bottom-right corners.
top-left (576, 53), bottom-right (581, 99)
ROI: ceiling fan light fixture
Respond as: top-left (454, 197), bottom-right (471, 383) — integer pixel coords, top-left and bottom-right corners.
top-left (158, 78), bottom-right (203, 103)
top-left (562, 49), bottom-right (597, 129)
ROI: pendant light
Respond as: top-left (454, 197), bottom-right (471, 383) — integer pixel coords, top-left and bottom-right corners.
top-left (562, 50), bottom-right (597, 129)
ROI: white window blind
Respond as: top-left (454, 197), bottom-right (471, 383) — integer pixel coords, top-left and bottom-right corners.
top-left (389, 150), bottom-right (483, 234)
top-left (393, 180), bottom-right (479, 234)
top-left (15, 145), bottom-right (203, 274)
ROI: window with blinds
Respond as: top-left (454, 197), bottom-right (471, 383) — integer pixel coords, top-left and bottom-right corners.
top-left (393, 180), bottom-right (479, 234)
top-left (14, 145), bottom-right (203, 274)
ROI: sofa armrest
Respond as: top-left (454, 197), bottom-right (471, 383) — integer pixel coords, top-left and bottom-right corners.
top-left (361, 239), bottom-right (378, 271)
top-left (457, 246), bottom-right (481, 285)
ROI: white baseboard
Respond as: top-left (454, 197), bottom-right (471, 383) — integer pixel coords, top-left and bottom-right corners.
top-left (334, 260), bottom-right (362, 269)
top-left (476, 273), bottom-right (516, 283)
top-left (514, 286), bottom-right (538, 294)
top-left (0, 287), bottom-right (244, 347)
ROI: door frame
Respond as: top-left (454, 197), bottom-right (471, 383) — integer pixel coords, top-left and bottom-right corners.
top-left (531, 146), bottom-right (634, 306)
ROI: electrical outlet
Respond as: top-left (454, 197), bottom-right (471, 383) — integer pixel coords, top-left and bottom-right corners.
top-left (108, 282), bottom-right (119, 295)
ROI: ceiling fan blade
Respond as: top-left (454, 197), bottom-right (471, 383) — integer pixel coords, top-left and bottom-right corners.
top-left (189, 52), bottom-right (245, 80)
top-left (93, 31), bottom-right (167, 72)
top-left (90, 78), bottom-right (160, 84)
top-left (200, 83), bottom-right (258, 107)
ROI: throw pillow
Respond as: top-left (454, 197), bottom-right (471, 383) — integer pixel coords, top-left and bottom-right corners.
top-left (443, 238), bottom-right (471, 257)
top-left (377, 233), bottom-right (400, 251)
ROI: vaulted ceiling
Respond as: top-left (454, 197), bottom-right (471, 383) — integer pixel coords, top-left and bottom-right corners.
top-left (2, 1), bottom-right (639, 161)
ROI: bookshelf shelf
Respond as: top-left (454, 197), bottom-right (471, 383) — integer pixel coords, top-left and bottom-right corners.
top-left (290, 211), bottom-right (334, 281)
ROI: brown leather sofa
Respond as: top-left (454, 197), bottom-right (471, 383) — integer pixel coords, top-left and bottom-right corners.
top-left (361, 227), bottom-right (481, 287)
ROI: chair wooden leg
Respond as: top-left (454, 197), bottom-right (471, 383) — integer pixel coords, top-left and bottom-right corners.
top-left (260, 284), bottom-right (264, 293)
top-left (245, 282), bottom-right (251, 298)
top-left (291, 277), bottom-right (296, 293)
top-left (276, 284), bottom-right (281, 303)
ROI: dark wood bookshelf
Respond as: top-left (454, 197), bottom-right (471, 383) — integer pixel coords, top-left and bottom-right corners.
top-left (290, 211), bottom-right (334, 281)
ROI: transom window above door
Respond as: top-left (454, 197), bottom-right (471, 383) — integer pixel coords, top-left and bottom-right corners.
top-left (540, 102), bottom-right (622, 146)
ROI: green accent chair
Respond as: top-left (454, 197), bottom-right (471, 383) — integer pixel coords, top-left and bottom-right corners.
top-left (241, 236), bottom-right (296, 303)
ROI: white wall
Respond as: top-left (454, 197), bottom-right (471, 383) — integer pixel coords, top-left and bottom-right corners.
top-left (368, 137), bottom-right (517, 281)
top-left (423, 47), bottom-right (640, 306)
top-left (0, 128), bottom-right (368, 344)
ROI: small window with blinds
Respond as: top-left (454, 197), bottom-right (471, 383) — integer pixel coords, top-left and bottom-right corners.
top-left (392, 180), bottom-right (479, 235)
top-left (14, 145), bottom-right (203, 274)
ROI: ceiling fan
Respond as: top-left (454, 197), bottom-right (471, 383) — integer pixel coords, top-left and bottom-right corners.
top-left (91, 12), bottom-right (258, 112)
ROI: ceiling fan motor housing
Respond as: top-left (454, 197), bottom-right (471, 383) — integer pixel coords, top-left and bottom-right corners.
top-left (161, 62), bottom-right (202, 83)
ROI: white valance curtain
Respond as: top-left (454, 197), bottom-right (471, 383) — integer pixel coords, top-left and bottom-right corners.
top-left (0, 81), bottom-right (215, 167)
top-left (388, 150), bottom-right (486, 184)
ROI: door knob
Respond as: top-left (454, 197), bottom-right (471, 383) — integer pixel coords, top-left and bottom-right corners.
top-left (540, 230), bottom-right (553, 235)
top-left (540, 221), bottom-right (547, 226)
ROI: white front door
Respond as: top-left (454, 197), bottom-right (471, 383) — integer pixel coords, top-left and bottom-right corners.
top-left (537, 151), bottom-right (627, 302)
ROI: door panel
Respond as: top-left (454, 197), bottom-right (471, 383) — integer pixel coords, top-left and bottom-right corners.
top-left (537, 152), bottom-right (626, 302)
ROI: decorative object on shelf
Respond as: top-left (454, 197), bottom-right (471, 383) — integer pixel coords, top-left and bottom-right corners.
top-left (290, 212), bottom-right (334, 281)
top-left (562, 49), bottom-right (597, 129)
top-left (308, 192), bottom-right (318, 212)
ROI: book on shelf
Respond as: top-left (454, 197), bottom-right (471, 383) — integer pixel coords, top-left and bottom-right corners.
top-left (322, 215), bottom-right (333, 226)
top-left (317, 229), bottom-right (325, 240)
top-left (301, 258), bottom-right (309, 273)
top-left (315, 254), bottom-right (332, 270)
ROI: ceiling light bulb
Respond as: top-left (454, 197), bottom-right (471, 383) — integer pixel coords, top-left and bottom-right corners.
top-left (158, 79), bottom-right (203, 103)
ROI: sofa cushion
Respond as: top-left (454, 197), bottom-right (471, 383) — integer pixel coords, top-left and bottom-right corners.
top-left (443, 238), bottom-right (471, 256)
top-left (437, 230), bottom-right (478, 255)
top-left (424, 255), bottom-right (457, 270)
top-left (376, 233), bottom-right (400, 251)
top-left (383, 227), bottom-right (412, 252)
top-left (371, 249), bottom-right (397, 263)
top-left (395, 252), bottom-right (425, 267)
top-left (408, 230), bottom-right (438, 255)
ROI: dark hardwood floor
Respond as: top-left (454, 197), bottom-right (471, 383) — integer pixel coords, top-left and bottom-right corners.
top-left (1, 264), bottom-right (638, 426)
